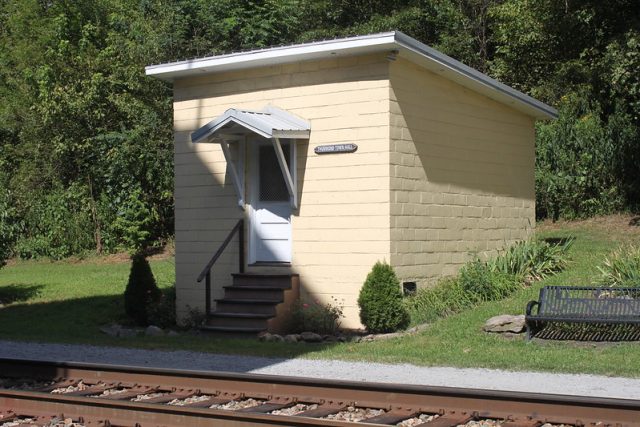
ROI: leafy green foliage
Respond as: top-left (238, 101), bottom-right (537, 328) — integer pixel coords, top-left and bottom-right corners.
top-left (487, 237), bottom-right (574, 280)
top-left (595, 246), bottom-right (640, 288)
top-left (1, 0), bottom-right (640, 260)
top-left (288, 298), bottom-right (344, 335)
top-left (14, 185), bottom-right (94, 260)
top-left (147, 286), bottom-right (177, 328)
top-left (124, 253), bottom-right (162, 325)
top-left (535, 93), bottom-right (636, 220)
top-left (0, 185), bottom-right (19, 268)
top-left (404, 277), bottom-right (476, 324)
top-left (110, 188), bottom-right (154, 254)
top-left (406, 236), bottom-right (573, 325)
top-left (458, 259), bottom-right (520, 302)
top-left (358, 262), bottom-right (410, 333)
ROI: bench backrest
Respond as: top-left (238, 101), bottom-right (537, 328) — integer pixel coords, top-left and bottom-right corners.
top-left (538, 286), bottom-right (640, 318)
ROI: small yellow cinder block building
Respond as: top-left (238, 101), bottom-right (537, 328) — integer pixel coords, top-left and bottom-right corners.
top-left (146, 31), bottom-right (556, 332)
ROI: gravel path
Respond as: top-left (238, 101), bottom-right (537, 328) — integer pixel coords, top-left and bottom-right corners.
top-left (1, 340), bottom-right (639, 400)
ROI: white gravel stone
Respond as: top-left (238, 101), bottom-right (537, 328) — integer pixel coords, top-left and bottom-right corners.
top-left (1, 340), bottom-right (639, 399)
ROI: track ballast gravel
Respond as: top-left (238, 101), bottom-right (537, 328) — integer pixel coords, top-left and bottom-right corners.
top-left (0, 340), bottom-right (638, 399)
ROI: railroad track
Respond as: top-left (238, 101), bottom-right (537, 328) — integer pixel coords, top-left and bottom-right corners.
top-left (0, 358), bottom-right (638, 427)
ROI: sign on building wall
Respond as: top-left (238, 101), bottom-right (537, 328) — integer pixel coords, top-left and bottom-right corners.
top-left (314, 143), bottom-right (358, 154)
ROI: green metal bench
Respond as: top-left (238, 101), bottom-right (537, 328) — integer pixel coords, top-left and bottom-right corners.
top-left (525, 285), bottom-right (640, 340)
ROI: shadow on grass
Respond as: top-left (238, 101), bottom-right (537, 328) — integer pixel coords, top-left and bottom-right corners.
top-left (0, 294), bottom-right (340, 370)
top-left (0, 284), bottom-right (43, 305)
top-left (533, 324), bottom-right (640, 342)
top-left (542, 236), bottom-right (575, 246)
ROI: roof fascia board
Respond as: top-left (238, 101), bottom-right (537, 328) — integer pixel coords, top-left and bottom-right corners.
top-left (145, 32), bottom-right (397, 80)
top-left (192, 116), bottom-right (270, 143)
top-left (147, 31), bottom-right (556, 119)
top-left (393, 32), bottom-right (557, 119)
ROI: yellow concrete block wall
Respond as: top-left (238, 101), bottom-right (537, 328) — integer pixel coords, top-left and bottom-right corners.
top-left (173, 54), bottom-right (392, 327)
top-left (388, 58), bottom-right (536, 286)
top-left (172, 51), bottom-right (538, 328)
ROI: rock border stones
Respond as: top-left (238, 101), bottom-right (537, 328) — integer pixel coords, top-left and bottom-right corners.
top-left (99, 323), bottom-right (180, 338)
top-left (258, 323), bottom-right (431, 344)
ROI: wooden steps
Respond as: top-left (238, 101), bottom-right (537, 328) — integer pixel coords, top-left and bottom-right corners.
top-left (202, 273), bottom-right (299, 334)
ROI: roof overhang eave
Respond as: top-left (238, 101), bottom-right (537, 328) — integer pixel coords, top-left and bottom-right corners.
top-left (145, 32), bottom-right (397, 82)
top-left (146, 32), bottom-right (557, 120)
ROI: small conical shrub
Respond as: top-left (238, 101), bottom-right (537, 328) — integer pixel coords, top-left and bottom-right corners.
top-left (358, 261), bottom-right (410, 333)
top-left (124, 253), bottom-right (161, 325)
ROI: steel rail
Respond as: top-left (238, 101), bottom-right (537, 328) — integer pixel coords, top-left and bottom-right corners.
top-left (1, 358), bottom-right (639, 427)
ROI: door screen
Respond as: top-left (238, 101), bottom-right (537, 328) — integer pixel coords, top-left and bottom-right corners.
top-left (258, 144), bottom-right (290, 202)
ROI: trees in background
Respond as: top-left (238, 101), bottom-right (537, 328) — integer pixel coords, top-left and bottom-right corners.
top-left (0, 0), bottom-right (639, 259)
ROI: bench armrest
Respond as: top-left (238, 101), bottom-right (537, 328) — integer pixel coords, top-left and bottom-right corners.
top-left (525, 300), bottom-right (539, 316)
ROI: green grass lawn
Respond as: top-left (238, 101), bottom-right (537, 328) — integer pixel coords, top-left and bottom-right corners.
top-left (1, 215), bottom-right (639, 376)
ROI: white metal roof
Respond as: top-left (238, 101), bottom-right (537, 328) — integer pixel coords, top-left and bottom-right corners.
top-left (146, 31), bottom-right (556, 119)
top-left (191, 105), bottom-right (311, 143)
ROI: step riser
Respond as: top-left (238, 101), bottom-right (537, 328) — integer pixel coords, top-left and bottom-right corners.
top-left (206, 317), bottom-right (268, 329)
top-left (215, 302), bottom-right (276, 316)
top-left (232, 276), bottom-right (292, 288)
top-left (224, 288), bottom-right (283, 300)
top-left (208, 274), bottom-right (299, 333)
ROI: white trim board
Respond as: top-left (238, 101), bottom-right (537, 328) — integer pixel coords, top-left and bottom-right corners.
top-left (146, 31), bottom-right (556, 120)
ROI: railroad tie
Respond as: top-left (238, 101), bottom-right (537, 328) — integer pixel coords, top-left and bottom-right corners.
top-left (236, 399), bottom-right (294, 413)
top-left (63, 383), bottom-right (118, 396)
top-left (0, 411), bottom-right (18, 422)
top-left (363, 409), bottom-right (420, 425)
top-left (37, 379), bottom-right (77, 392)
top-left (417, 412), bottom-right (473, 427)
top-left (140, 389), bottom-right (197, 404)
top-left (294, 403), bottom-right (347, 418)
top-left (501, 420), bottom-right (543, 427)
top-left (180, 395), bottom-right (235, 408)
top-left (99, 386), bottom-right (157, 400)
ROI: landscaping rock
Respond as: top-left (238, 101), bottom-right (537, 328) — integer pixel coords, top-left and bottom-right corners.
top-left (145, 325), bottom-right (164, 337)
top-left (269, 334), bottom-right (284, 343)
top-left (258, 332), bottom-right (272, 342)
top-left (284, 334), bottom-right (299, 343)
top-left (323, 335), bottom-right (338, 343)
top-left (118, 328), bottom-right (138, 338)
top-left (99, 324), bottom-right (122, 337)
top-left (483, 314), bottom-right (526, 333)
top-left (373, 332), bottom-right (404, 341)
top-left (167, 330), bottom-right (180, 337)
top-left (300, 331), bottom-right (323, 343)
top-left (406, 323), bottom-right (430, 334)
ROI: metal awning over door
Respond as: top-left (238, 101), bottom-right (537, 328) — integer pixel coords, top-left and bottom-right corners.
top-left (191, 106), bottom-right (310, 209)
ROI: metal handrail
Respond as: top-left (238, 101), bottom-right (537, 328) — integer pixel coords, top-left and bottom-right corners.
top-left (196, 218), bottom-right (244, 316)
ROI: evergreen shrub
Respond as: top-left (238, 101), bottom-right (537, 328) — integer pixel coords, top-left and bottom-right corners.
top-left (358, 261), bottom-right (410, 333)
top-left (124, 253), bottom-right (162, 325)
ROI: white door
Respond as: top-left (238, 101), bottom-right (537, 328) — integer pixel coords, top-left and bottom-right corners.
top-left (249, 139), bottom-right (292, 264)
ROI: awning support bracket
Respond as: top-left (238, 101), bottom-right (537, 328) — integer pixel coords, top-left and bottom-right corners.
top-left (272, 137), bottom-right (297, 209)
top-left (219, 139), bottom-right (245, 209)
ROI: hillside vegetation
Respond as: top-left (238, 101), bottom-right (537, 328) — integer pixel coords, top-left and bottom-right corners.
top-left (1, 1), bottom-right (639, 261)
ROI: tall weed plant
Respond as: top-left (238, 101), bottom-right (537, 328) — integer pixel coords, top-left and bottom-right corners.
top-left (594, 245), bottom-right (640, 288)
top-left (405, 237), bottom-right (573, 325)
top-left (459, 259), bottom-right (520, 301)
top-left (487, 237), bottom-right (574, 280)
